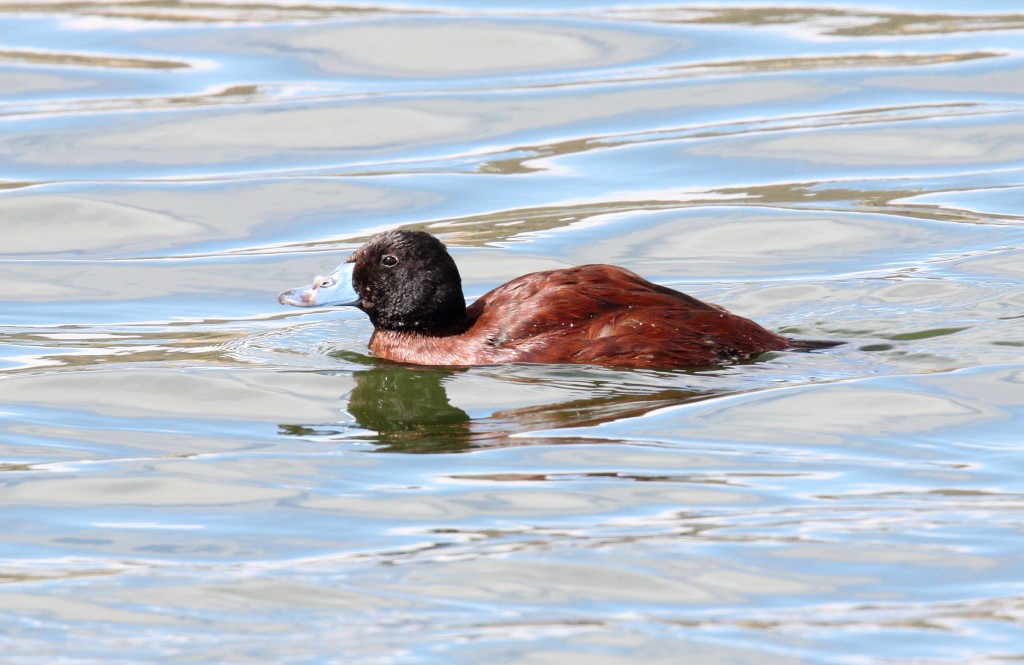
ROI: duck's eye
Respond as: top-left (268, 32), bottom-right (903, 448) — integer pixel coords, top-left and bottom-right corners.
top-left (381, 255), bottom-right (399, 268)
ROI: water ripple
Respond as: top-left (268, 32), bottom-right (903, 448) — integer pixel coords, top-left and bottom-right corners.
top-left (2, 2), bottom-right (1024, 664)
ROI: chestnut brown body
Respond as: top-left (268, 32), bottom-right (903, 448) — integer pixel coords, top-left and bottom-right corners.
top-left (368, 264), bottom-right (789, 367)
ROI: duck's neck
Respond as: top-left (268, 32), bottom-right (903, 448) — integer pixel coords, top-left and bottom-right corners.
top-left (367, 304), bottom-right (472, 337)
top-left (368, 324), bottom-right (485, 366)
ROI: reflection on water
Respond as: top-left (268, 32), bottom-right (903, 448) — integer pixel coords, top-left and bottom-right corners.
top-left (284, 363), bottom-right (474, 453)
top-left (2, 1), bottom-right (1024, 663)
top-left (347, 370), bottom-right (468, 451)
top-left (282, 360), bottom-right (710, 453)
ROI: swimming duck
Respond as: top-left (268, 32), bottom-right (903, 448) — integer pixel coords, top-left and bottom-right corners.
top-left (278, 229), bottom-right (800, 368)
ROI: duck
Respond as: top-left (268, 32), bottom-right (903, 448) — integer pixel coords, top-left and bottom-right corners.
top-left (278, 229), bottom-right (814, 368)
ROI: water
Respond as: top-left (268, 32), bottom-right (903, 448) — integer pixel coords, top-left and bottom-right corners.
top-left (2, 2), bottom-right (1023, 663)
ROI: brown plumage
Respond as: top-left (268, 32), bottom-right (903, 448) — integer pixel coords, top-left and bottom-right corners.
top-left (278, 230), bottom-right (810, 369)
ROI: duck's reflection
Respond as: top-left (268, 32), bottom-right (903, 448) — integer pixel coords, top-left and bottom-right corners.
top-left (346, 364), bottom-right (473, 453)
top-left (281, 358), bottom-right (716, 453)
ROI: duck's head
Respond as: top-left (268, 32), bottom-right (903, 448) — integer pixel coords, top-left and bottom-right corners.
top-left (278, 230), bottom-right (467, 333)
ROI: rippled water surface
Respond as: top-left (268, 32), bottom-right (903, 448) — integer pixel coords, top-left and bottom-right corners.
top-left (2, 1), bottom-right (1024, 663)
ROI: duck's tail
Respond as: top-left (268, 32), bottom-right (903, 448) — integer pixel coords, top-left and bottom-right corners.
top-left (785, 337), bottom-right (845, 352)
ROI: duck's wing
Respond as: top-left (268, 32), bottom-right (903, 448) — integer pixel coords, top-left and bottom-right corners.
top-left (468, 265), bottom-right (787, 367)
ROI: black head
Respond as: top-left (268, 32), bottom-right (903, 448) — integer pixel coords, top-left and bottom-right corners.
top-left (349, 230), bottom-right (468, 334)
